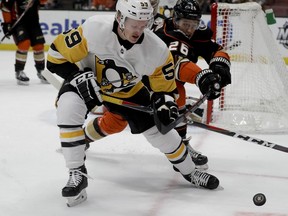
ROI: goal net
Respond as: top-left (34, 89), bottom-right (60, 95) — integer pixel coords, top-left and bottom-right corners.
top-left (207, 2), bottom-right (288, 133)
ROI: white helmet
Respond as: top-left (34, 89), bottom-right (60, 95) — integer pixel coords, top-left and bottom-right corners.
top-left (116, 0), bottom-right (154, 29)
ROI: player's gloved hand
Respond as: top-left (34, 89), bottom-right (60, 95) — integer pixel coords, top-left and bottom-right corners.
top-left (152, 93), bottom-right (178, 125)
top-left (67, 68), bottom-right (103, 110)
top-left (196, 69), bottom-right (221, 100)
top-left (1, 22), bottom-right (12, 38)
top-left (209, 56), bottom-right (231, 87)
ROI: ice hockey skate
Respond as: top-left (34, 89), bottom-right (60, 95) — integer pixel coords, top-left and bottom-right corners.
top-left (62, 165), bottom-right (88, 207)
top-left (183, 137), bottom-right (208, 169)
top-left (173, 137), bottom-right (208, 172)
top-left (183, 169), bottom-right (219, 190)
top-left (37, 70), bottom-right (49, 84)
top-left (15, 70), bottom-right (29, 85)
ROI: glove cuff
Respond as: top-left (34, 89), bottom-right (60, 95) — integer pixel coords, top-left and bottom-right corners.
top-left (69, 70), bottom-right (95, 87)
top-left (195, 69), bottom-right (213, 87)
top-left (210, 56), bottom-right (231, 68)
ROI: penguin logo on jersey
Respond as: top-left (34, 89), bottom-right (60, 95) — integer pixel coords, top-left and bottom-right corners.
top-left (97, 59), bottom-right (137, 93)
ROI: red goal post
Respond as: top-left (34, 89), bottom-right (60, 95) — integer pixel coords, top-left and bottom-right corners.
top-left (206, 2), bottom-right (288, 133)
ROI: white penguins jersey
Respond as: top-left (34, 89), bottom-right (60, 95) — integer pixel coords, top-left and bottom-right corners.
top-left (47, 15), bottom-right (176, 99)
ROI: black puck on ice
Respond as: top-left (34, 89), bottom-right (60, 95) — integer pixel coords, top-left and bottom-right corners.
top-left (253, 193), bottom-right (266, 206)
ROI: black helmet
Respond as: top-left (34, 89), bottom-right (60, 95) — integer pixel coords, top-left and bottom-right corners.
top-left (173, 0), bottom-right (202, 21)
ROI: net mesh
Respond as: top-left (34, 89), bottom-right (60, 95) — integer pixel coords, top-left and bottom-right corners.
top-left (210, 2), bottom-right (288, 133)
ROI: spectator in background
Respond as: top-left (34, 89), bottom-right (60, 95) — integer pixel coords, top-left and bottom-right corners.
top-left (216, 0), bottom-right (266, 6)
top-left (197, 0), bottom-right (213, 13)
top-left (42, 0), bottom-right (62, 9)
top-left (0, 0), bottom-right (48, 85)
top-left (198, 0), bottom-right (268, 14)
top-left (92, 0), bottom-right (116, 10)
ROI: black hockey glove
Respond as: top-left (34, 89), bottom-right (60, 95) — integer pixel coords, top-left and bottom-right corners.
top-left (196, 69), bottom-right (221, 100)
top-left (1, 22), bottom-right (12, 38)
top-left (209, 56), bottom-right (231, 88)
top-left (67, 68), bottom-right (102, 110)
top-left (152, 93), bottom-right (178, 125)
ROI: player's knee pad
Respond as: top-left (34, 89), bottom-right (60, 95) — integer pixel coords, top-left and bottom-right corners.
top-left (85, 112), bottom-right (127, 142)
top-left (100, 111), bottom-right (127, 134)
top-left (57, 92), bottom-right (87, 127)
top-left (32, 43), bottom-right (44, 51)
top-left (143, 126), bottom-right (182, 153)
top-left (17, 39), bottom-right (31, 50)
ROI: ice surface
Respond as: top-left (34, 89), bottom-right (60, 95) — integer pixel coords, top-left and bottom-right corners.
top-left (1, 51), bottom-right (288, 216)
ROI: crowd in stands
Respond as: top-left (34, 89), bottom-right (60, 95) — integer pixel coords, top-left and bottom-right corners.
top-left (41, 0), bottom-right (285, 17)
top-left (198, 0), bottom-right (268, 13)
top-left (41, 0), bottom-right (117, 10)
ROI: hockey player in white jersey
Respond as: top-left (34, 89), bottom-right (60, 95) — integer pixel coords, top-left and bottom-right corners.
top-left (47, 0), bottom-right (222, 207)
top-left (92, 0), bottom-right (210, 170)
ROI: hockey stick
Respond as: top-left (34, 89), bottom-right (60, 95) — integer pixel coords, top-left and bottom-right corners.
top-left (188, 121), bottom-right (288, 153)
top-left (42, 69), bottom-right (209, 134)
top-left (43, 70), bottom-right (288, 152)
top-left (0, 0), bottom-right (36, 43)
top-left (153, 92), bottom-right (210, 134)
top-left (102, 93), bottom-right (209, 135)
top-left (101, 94), bottom-right (154, 113)
top-left (42, 69), bottom-right (154, 113)
top-left (42, 70), bottom-right (63, 90)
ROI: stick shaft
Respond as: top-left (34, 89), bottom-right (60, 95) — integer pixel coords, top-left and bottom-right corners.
top-left (42, 69), bottom-right (208, 134)
top-left (189, 121), bottom-right (288, 153)
top-left (42, 69), bottom-right (153, 113)
top-left (44, 69), bottom-right (288, 152)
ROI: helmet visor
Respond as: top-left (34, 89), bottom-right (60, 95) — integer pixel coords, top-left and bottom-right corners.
top-left (175, 18), bottom-right (200, 31)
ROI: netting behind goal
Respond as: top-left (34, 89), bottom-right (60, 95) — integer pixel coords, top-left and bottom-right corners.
top-left (207, 2), bottom-right (288, 133)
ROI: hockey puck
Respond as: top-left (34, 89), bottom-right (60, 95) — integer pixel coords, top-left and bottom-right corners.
top-left (253, 193), bottom-right (266, 206)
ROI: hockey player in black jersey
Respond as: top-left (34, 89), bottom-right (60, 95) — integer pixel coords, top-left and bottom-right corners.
top-left (1, 0), bottom-right (48, 85)
top-left (153, 0), bottom-right (231, 171)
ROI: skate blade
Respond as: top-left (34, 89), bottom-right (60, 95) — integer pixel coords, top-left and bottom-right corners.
top-left (40, 79), bottom-right (50, 84)
top-left (191, 184), bottom-right (224, 191)
top-left (195, 164), bottom-right (209, 170)
top-left (39, 77), bottom-right (50, 84)
top-left (17, 80), bottom-right (29, 86)
top-left (173, 164), bottom-right (208, 173)
top-left (216, 185), bottom-right (224, 190)
top-left (66, 189), bottom-right (87, 207)
top-left (56, 148), bottom-right (63, 154)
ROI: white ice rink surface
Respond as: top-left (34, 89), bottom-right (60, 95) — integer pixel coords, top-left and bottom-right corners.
top-left (1, 50), bottom-right (288, 216)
